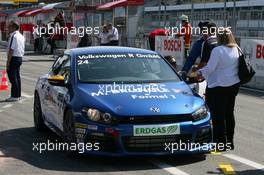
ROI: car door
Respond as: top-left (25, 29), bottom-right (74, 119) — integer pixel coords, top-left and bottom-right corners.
top-left (45, 55), bottom-right (71, 131)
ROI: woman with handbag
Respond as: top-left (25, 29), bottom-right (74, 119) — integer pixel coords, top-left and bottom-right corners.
top-left (194, 28), bottom-right (240, 151)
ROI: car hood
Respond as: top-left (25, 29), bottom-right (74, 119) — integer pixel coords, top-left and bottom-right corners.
top-left (74, 82), bottom-right (204, 116)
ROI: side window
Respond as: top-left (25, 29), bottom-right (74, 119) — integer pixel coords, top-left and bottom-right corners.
top-left (53, 55), bottom-right (71, 84)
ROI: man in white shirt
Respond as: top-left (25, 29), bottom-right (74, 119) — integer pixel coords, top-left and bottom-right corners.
top-left (107, 23), bottom-right (119, 46)
top-left (6, 21), bottom-right (25, 102)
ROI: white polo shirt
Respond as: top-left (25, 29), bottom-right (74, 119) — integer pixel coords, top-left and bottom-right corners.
top-left (109, 27), bottom-right (119, 41)
top-left (99, 32), bottom-right (110, 44)
top-left (8, 30), bottom-right (25, 57)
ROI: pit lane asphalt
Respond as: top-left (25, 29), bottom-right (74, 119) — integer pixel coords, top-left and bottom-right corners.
top-left (0, 51), bottom-right (263, 175)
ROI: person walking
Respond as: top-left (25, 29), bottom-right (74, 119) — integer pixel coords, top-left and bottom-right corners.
top-left (107, 23), bottom-right (119, 46)
top-left (195, 28), bottom-right (240, 150)
top-left (6, 21), bottom-right (25, 102)
top-left (177, 14), bottom-right (192, 59)
top-left (47, 22), bottom-right (56, 54)
top-left (98, 25), bottom-right (110, 46)
top-left (33, 20), bottom-right (42, 53)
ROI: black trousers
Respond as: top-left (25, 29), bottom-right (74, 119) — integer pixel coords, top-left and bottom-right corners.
top-left (100, 43), bottom-right (109, 46)
top-left (34, 38), bottom-right (41, 52)
top-left (109, 40), bottom-right (119, 46)
top-left (149, 37), bottom-right (155, 51)
top-left (7, 57), bottom-right (22, 98)
top-left (206, 83), bottom-right (240, 144)
top-left (47, 38), bottom-right (56, 54)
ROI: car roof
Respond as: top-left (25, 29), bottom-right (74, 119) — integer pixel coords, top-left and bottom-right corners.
top-left (68, 46), bottom-right (158, 56)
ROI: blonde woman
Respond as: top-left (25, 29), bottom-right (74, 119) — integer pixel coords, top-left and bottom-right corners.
top-left (196, 28), bottom-right (240, 150)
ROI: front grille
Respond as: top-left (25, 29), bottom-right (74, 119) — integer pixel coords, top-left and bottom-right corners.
top-left (118, 115), bottom-right (192, 124)
top-left (122, 134), bottom-right (192, 152)
top-left (85, 133), bottom-right (118, 153)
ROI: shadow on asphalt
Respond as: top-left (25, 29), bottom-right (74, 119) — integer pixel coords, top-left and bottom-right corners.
top-left (0, 127), bottom-right (206, 173)
top-left (239, 88), bottom-right (264, 99)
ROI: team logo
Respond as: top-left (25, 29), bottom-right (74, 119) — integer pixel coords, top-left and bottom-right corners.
top-left (150, 107), bottom-right (160, 113)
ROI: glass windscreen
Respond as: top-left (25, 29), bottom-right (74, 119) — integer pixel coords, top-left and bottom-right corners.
top-left (77, 53), bottom-right (180, 83)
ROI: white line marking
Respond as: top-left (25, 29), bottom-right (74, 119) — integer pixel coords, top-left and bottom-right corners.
top-left (0, 150), bottom-right (4, 156)
top-left (21, 75), bottom-right (37, 82)
top-left (21, 92), bottom-right (34, 98)
top-left (151, 160), bottom-right (190, 175)
top-left (2, 104), bottom-right (13, 109)
top-left (223, 153), bottom-right (264, 170)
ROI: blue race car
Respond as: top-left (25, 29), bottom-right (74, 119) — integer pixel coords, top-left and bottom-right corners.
top-left (34, 46), bottom-right (212, 156)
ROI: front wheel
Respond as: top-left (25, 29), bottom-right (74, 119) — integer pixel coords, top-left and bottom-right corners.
top-left (63, 110), bottom-right (78, 157)
top-left (33, 92), bottom-right (47, 131)
top-left (63, 110), bottom-right (76, 144)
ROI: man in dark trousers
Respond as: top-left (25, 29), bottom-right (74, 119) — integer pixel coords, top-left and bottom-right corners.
top-left (107, 23), bottom-right (119, 46)
top-left (6, 21), bottom-right (25, 102)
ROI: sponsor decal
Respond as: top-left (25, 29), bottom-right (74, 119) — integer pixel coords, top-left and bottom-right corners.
top-left (150, 107), bottom-right (160, 113)
top-left (75, 123), bottom-right (97, 130)
top-left (75, 123), bottom-right (88, 129)
top-left (134, 124), bottom-right (180, 136)
top-left (76, 133), bottom-right (85, 139)
top-left (87, 125), bottom-right (98, 131)
top-left (241, 39), bottom-right (264, 76)
top-left (75, 128), bottom-right (86, 134)
top-left (77, 53), bottom-right (161, 65)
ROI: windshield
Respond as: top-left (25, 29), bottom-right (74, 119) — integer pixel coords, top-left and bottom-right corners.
top-left (77, 53), bottom-right (180, 83)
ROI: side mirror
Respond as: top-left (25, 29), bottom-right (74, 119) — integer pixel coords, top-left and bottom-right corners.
top-left (48, 75), bottom-right (65, 86)
top-left (186, 76), bottom-right (205, 84)
top-left (52, 56), bottom-right (62, 73)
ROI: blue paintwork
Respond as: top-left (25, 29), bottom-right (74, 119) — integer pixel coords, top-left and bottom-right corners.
top-left (35, 46), bottom-right (212, 156)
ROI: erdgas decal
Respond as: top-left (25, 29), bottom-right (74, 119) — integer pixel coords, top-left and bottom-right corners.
top-left (134, 124), bottom-right (180, 136)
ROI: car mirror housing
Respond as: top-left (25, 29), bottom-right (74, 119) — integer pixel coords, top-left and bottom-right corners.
top-left (48, 75), bottom-right (65, 86)
top-left (186, 76), bottom-right (205, 84)
top-left (51, 56), bottom-right (62, 73)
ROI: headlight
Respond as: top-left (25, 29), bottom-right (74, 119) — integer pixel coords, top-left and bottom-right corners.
top-left (83, 108), bottom-right (115, 124)
top-left (192, 106), bottom-right (208, 122)
top-left (87, 108), bottom-right (101, 122)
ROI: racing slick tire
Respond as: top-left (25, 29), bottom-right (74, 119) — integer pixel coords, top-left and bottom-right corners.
top-left (63, 109), bottom-right (77, 144)
top-left (33, 92), bottom-right (47, 131)
top-left (63, 110), bottom-right (78, 156)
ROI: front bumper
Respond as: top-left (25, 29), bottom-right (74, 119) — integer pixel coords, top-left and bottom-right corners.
top-left (74, 113), bottom-right (212, 156)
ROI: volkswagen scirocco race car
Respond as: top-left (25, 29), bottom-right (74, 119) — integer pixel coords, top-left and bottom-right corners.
top-left (34, 46), bottom-right (212, 156)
